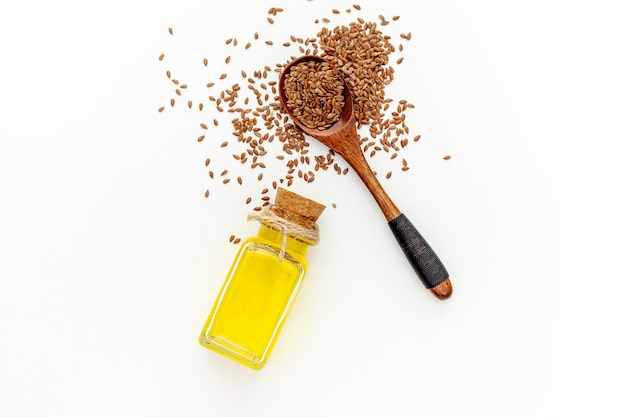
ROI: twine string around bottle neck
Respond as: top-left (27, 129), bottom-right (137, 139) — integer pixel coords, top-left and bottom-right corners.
top-left (247, 206), bottom-right (319, 262)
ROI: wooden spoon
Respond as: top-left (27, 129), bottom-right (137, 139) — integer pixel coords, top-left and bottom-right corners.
top-left (278, 55), bottom-right (452, 300)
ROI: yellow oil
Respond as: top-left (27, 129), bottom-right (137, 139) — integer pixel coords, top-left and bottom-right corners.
top-left (199, 225), bottom-right (310, 370)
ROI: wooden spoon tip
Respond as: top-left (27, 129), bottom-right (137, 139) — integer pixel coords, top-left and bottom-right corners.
top-left (430, 278), bottom-right (453, 300)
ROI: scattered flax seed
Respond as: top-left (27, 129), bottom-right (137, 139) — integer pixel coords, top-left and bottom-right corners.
top-left (414, 135), bottom-right (421, 142)
top-left (443, 155), bottom-right (451, 160)
top-left (200, 123), bottom-right (208, 129)
top-left (397, 57), bottom-right (404, 64)
top-left (170, 98), bottom-right (175, 107)
top-left (166, 70), bottom-right (171, 78)
top-left (205, 190), bottom-right (210, 198)
top-left (158, 107), bottom-right (165, 112)
top-left (187, 101), bottom-right (192, 108)
top-left (159, 53), bottom-right (164, 61)
top-left (386, 171), bottom-right (392, 179)
top-left (160, 6), bottom-right (425, 211)
top-left (229, 235), bottom-right (235, 242)
top-left (233, 237), bottom-right (241, 244)
top-left (332, 203), bottom-right (337, 208)
top-left (199, 103), bottom-right (204, 111)
top-left (205, 158), bottom-right (211, 167)
top-left (168, 27), bottom-right (173, 35)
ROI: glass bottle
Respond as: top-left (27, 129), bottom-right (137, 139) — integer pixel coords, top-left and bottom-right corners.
top-left (199, 187), bottom-right (325, 370)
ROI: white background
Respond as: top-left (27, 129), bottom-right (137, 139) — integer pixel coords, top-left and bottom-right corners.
top-left (2, 0), bottom-right (625, 416)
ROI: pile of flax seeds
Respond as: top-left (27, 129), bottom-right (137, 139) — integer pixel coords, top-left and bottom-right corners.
top-left (158, 4), bottom-right (425, 243)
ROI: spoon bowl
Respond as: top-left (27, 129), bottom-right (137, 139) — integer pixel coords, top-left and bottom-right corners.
top-left (279, 55), bottom-right (453, 300)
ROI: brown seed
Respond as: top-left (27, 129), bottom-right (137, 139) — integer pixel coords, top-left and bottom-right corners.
top-left (220, 73), bottom-right (227, 80)
top-left (225, 56), bottom-right (231, 64)
top-left (220, 141), bottom-right (228, 147)
top-left (353, 4), bottom-right (361, 10)
top-left (396, 57), bottom-right (404, 64)
top-left (203, 58), bottom-right (208, 67)
top-left (158, 107), bottom-right (165, 112)
top-left (443, 155), bottom-right (451, 160)
top-left (332, 9), bottom-right (340, 14)
top-left (386, 171), bottom-right (392, 179)
top-left (246, 197), bottom-right (252, 204)
top-left (200, 123), bottom-right (208, 129)
top-left (223, 178), bottom-right (230, 184)
top-left (168, 27), bottom-right (173, 35)
top-left (159, 53), bottom-right (164, 61)
top-left (170, 98), bottom-right (175, 107)
top-left (237, 177), bottom-right (242, 185)
top-left (205, 158), bottom-right (211, 167)
top-left (205, 190), bottom-right (210, 198)
top-left (229, 235), bottom-right (235, 242)
top-left (197, 135), bottom-right (205, 142)
top-left (233, 238), bottom-right (241, 244)
top-left (267, 17), bottom-right (274, 24)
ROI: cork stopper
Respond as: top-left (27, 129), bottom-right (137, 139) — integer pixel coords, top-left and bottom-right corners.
top-left (273, 187), bottom-right (325, 227)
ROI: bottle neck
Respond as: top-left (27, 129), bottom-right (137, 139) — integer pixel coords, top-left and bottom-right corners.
top-left (257, 223), bottom-right (311, 257)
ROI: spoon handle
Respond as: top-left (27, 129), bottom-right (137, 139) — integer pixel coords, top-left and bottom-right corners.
top-left (388, 213), bottom-right (452, 299)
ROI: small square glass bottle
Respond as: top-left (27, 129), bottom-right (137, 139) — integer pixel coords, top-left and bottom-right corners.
top-left (199, 188), bottom-right (325, 370)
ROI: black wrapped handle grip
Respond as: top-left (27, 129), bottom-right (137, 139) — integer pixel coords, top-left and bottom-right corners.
top-left (388, 214), bottom-right (449, 290)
